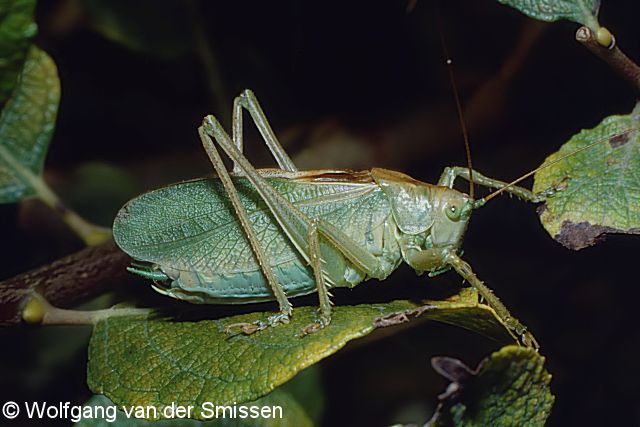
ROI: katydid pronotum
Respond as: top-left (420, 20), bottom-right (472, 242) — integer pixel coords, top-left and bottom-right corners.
top-left (113, 88), bottom-right (588, 349)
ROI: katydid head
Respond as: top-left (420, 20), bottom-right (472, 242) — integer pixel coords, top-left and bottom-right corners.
top-left (430, 186), bottom-right (473, 250)
top-left (372, 168), bottom-right (474, 273)
top-left (371, 168), bottom-right (475, 261)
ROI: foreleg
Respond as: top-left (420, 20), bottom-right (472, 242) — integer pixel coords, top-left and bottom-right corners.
top-left (438, 166), bottom-right (542, 203)
top-left (445, 251), bottom-right (539, 349)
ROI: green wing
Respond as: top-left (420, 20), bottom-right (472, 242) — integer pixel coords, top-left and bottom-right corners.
top-left (113, 176), bottom-right (391, 277)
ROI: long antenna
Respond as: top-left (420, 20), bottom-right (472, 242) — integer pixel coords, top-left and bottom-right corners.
top-left (437, 5), bottom-right (474, 200)
top-left (482, 127), bottom-right (639, 203)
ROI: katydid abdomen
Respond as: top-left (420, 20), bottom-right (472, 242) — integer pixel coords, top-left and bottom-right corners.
top-left (114, 170), bottom-right (402, 303)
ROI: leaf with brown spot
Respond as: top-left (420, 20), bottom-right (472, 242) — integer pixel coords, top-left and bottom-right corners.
top-left (533, 103), bottom-right (640, 250)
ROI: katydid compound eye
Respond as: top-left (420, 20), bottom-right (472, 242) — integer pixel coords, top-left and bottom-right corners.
top-left (445, 203), bottom-right (461, 221)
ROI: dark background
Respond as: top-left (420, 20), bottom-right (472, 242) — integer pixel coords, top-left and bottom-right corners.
top-left (1, 0), bottom-right (640, 425)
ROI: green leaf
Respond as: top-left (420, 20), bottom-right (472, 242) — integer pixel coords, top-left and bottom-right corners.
top-left (532, 105), bottom-right (640, 250)
top-left (0, 46), bottom-right (60, 204)
top-left (428, 346), bottom-right (554, 427)
top-left (0, 0), bottom-right (37, 105)
top-left (87, 289), bottom-right (516, 420)
top-left (75, 392), bottom-right (313, 427)
top-left (497, 0), bottom-right (599, 28)
top-left (84, 0), bottom-right (194, 59)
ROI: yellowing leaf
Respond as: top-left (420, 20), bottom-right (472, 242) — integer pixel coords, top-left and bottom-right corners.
top-left (87, 289), bottom-right (518, 420)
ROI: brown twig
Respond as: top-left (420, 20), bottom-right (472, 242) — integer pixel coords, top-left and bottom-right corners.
top-left (0, 239), bottom-right (133, 326)
top-left (575, 26), bottom-right (640, 95)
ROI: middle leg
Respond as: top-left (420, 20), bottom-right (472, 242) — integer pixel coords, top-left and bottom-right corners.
top-left (301, 219), bottom-right (333, 335)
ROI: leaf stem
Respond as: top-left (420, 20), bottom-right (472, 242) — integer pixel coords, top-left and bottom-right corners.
top-left (30, 172), bottom-right (111, 246)
top-left (575, 26), bottom-right (640, 94)
top-left (0, 141), bottom-right (110, 245)
top-left (23, 292), bottom-right (150, 326)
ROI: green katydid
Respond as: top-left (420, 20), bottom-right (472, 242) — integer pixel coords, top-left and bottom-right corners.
top-left (112, 88), bottom-right (564, 349)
